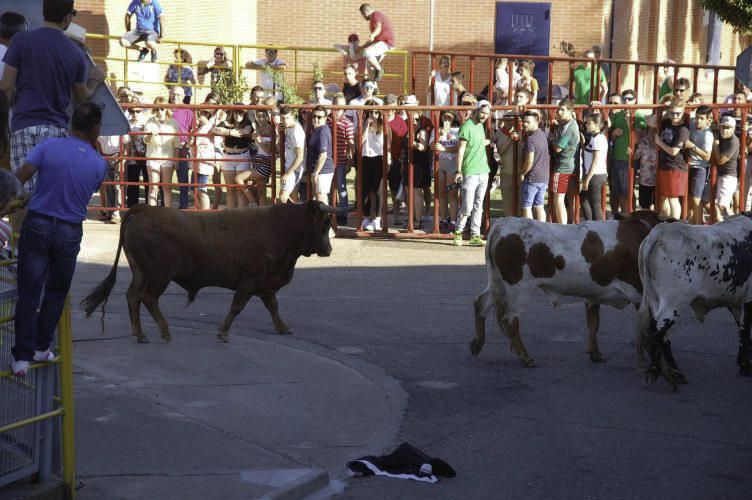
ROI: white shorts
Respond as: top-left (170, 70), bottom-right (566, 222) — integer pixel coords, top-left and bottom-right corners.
top-left (147, 160), bottom-right (174, 172)
top-left (315, 172), bottom-right (334, 195)
top-left (221, 150), bottom-right (251, 171)
top-left (281, 168), bottom-right (304, 194)
top-left (362, 41), bottom-right (391, 60)
top-left (715, 175), bottom-right (738, 208)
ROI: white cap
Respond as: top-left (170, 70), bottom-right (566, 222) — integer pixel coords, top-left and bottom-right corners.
top-left (476, 99), bottom-right (491, 109)
top-left (403, 95), bottom-right (419, 106)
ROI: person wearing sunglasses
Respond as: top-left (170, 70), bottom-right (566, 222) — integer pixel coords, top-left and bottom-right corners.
top-left (609, 91), bottom-right (635, 217)
top-left (308, 106), bottom-right (336, 208)
top-left (198, 47), bottom-right (233, 93)
top-left (655, 98), bottom-right (690, 219)
top-left (672, 77), bottom-right (691, 104)
top-left (1, 0), bottom-right (104, 235)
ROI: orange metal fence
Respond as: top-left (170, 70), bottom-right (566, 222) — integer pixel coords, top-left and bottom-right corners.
top-left (412, 49), bottom-right (740, 106)
top-left (93, 101), bottom-right (750, 237)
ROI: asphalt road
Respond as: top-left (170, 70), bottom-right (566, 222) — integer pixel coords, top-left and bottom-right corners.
top-left (72, 225), bottom-right (752, 499)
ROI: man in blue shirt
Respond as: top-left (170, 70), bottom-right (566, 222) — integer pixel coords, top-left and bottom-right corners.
top-left (0, 0), bottom-right (104, 234)
top-left (120, 0), bottom-right (165, 63)
top-left (10, 103), bottom-right (106, 377)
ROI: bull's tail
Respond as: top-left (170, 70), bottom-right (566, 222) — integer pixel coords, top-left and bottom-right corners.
top-left (635, 233), bottom-right (660, 365)
top-left (80, 207), bottom-right (136, 330)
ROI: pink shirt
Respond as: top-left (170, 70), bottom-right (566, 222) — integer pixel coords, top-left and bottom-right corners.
top-left (172, 108), bottom-right (196, 144)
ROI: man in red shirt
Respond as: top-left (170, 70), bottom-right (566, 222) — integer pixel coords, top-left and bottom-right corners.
top-left (385, 94), bottom-right (407, 216)
top-left (359, 3), bottom-right (394, 82)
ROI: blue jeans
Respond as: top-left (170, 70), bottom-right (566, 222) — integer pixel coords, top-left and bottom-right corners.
top-left (12, 212), bottom-right (83, 361)
top-left (177, 159), bottom-right (190, 208)
top-left (335, 162), bottom-right (348, 217)
top-left (456, 173), bottom-right (489, 236)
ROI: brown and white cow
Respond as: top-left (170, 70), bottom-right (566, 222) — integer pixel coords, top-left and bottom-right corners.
top-left (472, 211), bottom-right (663, 366)
top-left (636, 214), bottom-right (752, 389)
top-left (81, 201), bottom-right (337, 343)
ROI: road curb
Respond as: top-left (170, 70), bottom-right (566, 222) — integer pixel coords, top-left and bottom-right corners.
top-left (259, 469), bottom-right (330, 500)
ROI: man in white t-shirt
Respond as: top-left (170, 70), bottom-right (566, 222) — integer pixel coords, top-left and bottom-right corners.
top-left (246, 48), bottom-right (287, 99)
top-left (279, 106), bottom-right (306, 203)
top-left (347, 79), bottom-right (383, 136)
top-left (0, 12), bottom-right (29, 79)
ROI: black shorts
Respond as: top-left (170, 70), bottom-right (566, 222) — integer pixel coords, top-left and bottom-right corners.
top-left (362, 155), bottom-right (384, 194)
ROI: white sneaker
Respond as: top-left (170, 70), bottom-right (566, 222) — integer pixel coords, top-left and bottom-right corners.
top-left (360, 217), bottom-right (371, 230)
top-left (33, 350), bottom-right (55, 362)
top-left (10, 357), bottom-right (30, 377)
top-left (328, 227), bottom-right (336, 239)
top-left (373, 217), bottom-right (382, 231)
top-left (364, 219), bottom-right (375, 231)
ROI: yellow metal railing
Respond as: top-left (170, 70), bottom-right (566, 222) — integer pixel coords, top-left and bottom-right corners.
top-left (85, 34), bottom-right (410, 99)
top-left (0, 290), bottom-right (77, 499)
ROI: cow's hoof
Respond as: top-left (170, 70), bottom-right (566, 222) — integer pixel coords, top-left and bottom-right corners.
top-left (739, 364), bottom-right (751, 377)
top-left (522, 358), bottom-right (536, 368)
top-left (589, 351), bottom-right (606, 363)
top-left (469, 340), bottom-right (483, 357)
top-left (161, 334), bottom-right (172, 342)
top-left (217, 332), bottom-right (229, 343)
top-left (276, 329), bottom-right (292, 335)
top-left (644, 368), bottom-right (659, 386)
top-left (666, 368), bottom-right (688, 385)
top-left (137, 336), bottom-right (150, 344)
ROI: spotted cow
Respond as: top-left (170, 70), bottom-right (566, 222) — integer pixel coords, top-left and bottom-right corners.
top-left (636, 214), bottom-right (752, 389)
top-left (473, 211), bottom-right (663, 366)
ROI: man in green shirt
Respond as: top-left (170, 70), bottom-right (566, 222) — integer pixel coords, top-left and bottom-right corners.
top-left (550, 98), bottom-right (579, 224)
top-left (609, 92), bottom-right (631, 216)
top-left (572, 49), bottom-right (608, 106)
top-left (454, 100), bottom-right (491, 246)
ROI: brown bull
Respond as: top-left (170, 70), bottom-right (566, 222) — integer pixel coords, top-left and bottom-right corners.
top-left (82, 201), bottom-right (336, 343)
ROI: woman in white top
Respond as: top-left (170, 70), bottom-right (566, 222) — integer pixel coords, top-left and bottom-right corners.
top-left (429, 55), bottom-right (454, 106)
top-left (144, 96), bottom-right (179, 207)
top-left (433, 111), bottom-right (460, 231)
top-left (194, 109), bottom-right (219, 210)
top-left (580, 114), bottom-right (609, 221)
top-left (360, 100), bottom-right (391, 231)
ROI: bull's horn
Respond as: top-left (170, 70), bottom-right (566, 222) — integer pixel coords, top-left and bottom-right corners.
top-left (319, 203), bottom-right (340, 214)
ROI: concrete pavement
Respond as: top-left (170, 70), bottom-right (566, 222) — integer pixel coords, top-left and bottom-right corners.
top-left (68, 222), bottom-right (421, 499)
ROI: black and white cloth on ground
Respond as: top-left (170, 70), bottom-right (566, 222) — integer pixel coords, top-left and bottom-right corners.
top-left (345, 442), bottom-right (456, 483)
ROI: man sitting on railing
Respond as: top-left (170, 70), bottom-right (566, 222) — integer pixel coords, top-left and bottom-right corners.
top-left (120, 0), bottom-right (164, 63)
top-left (245, 49), bottom-right (287, 101)
top-left (358, 3), bottom-right (394, 82)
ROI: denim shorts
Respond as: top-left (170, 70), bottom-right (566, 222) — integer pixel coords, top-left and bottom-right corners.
top-left (521, 180), bottom-right (547, 208)
top-left (689, 167), bottom-right (708, 199)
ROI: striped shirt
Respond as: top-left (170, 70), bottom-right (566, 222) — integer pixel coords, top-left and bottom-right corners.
top-left (334, 115), bottom-right (354, 165)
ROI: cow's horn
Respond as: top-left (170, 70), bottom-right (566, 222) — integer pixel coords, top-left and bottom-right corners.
top-left (319, 203), bottom-right (340, 214)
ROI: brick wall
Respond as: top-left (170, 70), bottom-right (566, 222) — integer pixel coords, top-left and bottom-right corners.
top-left (611, 0), bottom-right (751, 103)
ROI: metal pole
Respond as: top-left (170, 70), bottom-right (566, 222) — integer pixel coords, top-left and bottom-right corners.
top-left (741, 107), bottom-right (748, 212)
top-left (407, 113), bottom-right (415, 232)
top-left (432, 110), bottom-right (440, 234)
top-left (357, 110), bottom-right (364, 230)
top-left (331, 114), bottom-right (339, 231)
top-left (381, 119), bottom-right (389, 234)
top-left (58, 296), bottom-right (77, 500)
